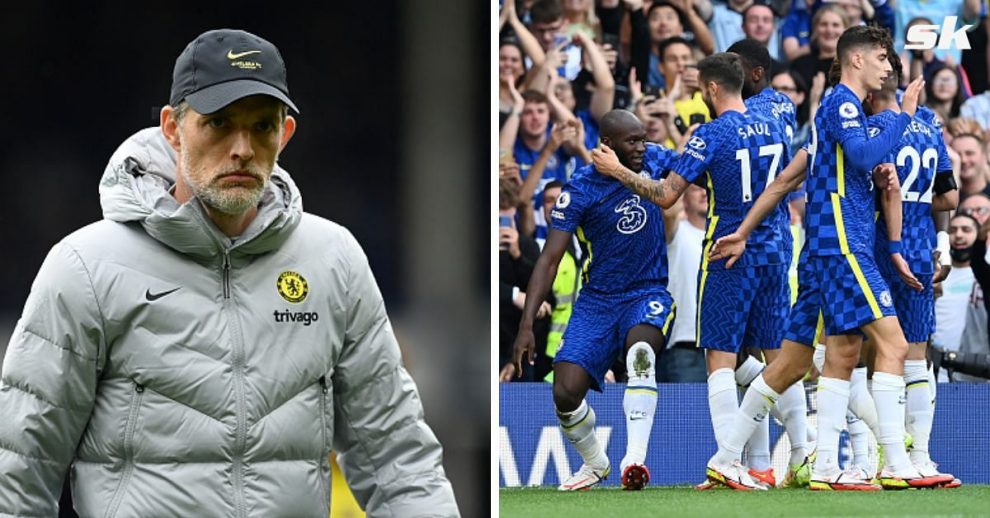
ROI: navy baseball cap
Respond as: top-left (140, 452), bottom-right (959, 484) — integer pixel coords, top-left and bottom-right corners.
top-left (169, 29), bottom-right (299, 114)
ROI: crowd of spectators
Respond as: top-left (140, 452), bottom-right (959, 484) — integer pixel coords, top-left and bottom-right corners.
top-left (498, 0), bottom-right (990, 383)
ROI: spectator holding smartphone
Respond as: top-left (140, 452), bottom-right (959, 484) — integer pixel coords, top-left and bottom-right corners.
top-left (527, 0), bottom-right (585, 80)
top-left (499, 178), bottom-right (551, 382)
top-left (628, 0), bottom-right (715, 89)
top-left (652, 37), bottom-right (711, 129)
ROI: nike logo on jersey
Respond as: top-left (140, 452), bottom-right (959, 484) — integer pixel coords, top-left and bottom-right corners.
top-left (145, 287), bottom-right (181, 301)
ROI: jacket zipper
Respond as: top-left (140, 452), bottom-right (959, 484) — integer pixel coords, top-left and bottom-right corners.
top-left (318, 375), bottom-right (331, 513)
top-left (222, 252), bottom-right (231, 299)
top-left (104, 382), bottom-right (144, 518)
top-left (222, 250), bottom-right (248, 518)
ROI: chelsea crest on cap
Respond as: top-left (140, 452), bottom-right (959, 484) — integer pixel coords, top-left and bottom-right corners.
top-left (169, 29), bottom-right (299, 114)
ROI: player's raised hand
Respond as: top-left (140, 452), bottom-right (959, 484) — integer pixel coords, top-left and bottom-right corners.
top-left (591, 144), bottom-right (622, 176)
top-left (900, 77), bottom-right (925, 117)
top-left (709, 232), bottom-right (746, 268)
top-left (512, 329), bottom-right (536, 377)
top-left (891, 252), bottom-right (923, 291)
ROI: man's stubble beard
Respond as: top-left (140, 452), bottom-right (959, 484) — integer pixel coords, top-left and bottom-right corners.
top-left (179, 144), bottom-right (274, 216)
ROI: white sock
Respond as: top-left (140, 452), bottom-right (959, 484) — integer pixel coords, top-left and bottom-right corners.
top-left (777, 381), bottom-right (810, 466)
top-left (848, 367), bottom-right (879, 437)
top-left (871, 371), bottom-right (912, 473)
top-left (813, 343), bottom-right (826, 374)
top-left (707, 368), bottom-right (738, 448)
top-left (557, 400), bottom-right (609, 470)
top-left (713, 374), bottom-right (778, 466)
top-left (622, 342), bottom-right (657, 468)
top-left (928, 364), bottom-right (937, 404)
top-left (814, 377), bottom-right (850, 475)
top-left (735, 355), bottom-right (765, 387)
top-left (747, 409), bottom-right (772, 471)
top-left (736, 357), bottom-right (770, 470)
top-left (847, 411), bottom-right (871, 470)
top-left (904, 359), bottom-right (933, 464)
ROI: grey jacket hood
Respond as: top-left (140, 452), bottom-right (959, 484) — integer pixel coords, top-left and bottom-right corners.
top-left (98, 127), bottom-right (303, 260)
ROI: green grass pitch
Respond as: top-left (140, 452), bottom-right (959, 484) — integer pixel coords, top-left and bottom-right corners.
top-left (500, 486), bottom-right (990, 517)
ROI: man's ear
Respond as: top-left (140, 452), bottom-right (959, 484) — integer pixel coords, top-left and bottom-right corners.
top-left (600, 136), bottom-right (611, 148)
top-left (753, 66), bottom-right (764, 85)
top-left (851, 50), bottom-right (864, 69)
top-left (280, 115), bottom-right (296, 151)
top-left (160, 106), bottom-right (181, 152)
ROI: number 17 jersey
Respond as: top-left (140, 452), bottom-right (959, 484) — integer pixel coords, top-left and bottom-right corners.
top-left (672, 109), bottom-right (793, 270)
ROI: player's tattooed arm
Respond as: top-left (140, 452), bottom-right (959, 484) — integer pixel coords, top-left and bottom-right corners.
top-left (590, 144), bottom-right (688, 208)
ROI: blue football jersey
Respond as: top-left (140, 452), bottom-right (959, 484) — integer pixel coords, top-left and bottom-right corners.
top-left (549, 144), bottom-right (679, 295)
top-left (747, 87), bottom-right (799, 146)
top-left (746, 87), bottom-right (800, 265)
top-left (805, 84), bottom-right (912, 257)
top-left (643, 141), bottom-right (678, 178)
top-left (672, 110), bottom-right (793, 270)
top-left (870, 110), bottom-right (954, 274)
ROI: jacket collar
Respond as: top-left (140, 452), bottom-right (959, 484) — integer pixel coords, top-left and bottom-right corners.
top-left (99, 127), bottom-right (303, 260)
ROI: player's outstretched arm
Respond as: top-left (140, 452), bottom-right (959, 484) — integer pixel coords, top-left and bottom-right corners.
top-left (709, 149), bottom-right (809, 267)
top-left (842, 78), bottom-right (925, 174)
top-left (876, 163), bottom-right (923, 291)
top-left (513, 228), bottom-right (571, 376)
top-left (591, 144), bottom-right (689, 209)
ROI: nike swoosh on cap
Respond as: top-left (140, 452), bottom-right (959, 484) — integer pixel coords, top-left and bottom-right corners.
top-left (227, 49), bottom-right (261, 59)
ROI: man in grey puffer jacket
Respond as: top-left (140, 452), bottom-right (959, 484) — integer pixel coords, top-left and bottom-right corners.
top-left (0, 29), bottom-right (458, 517)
